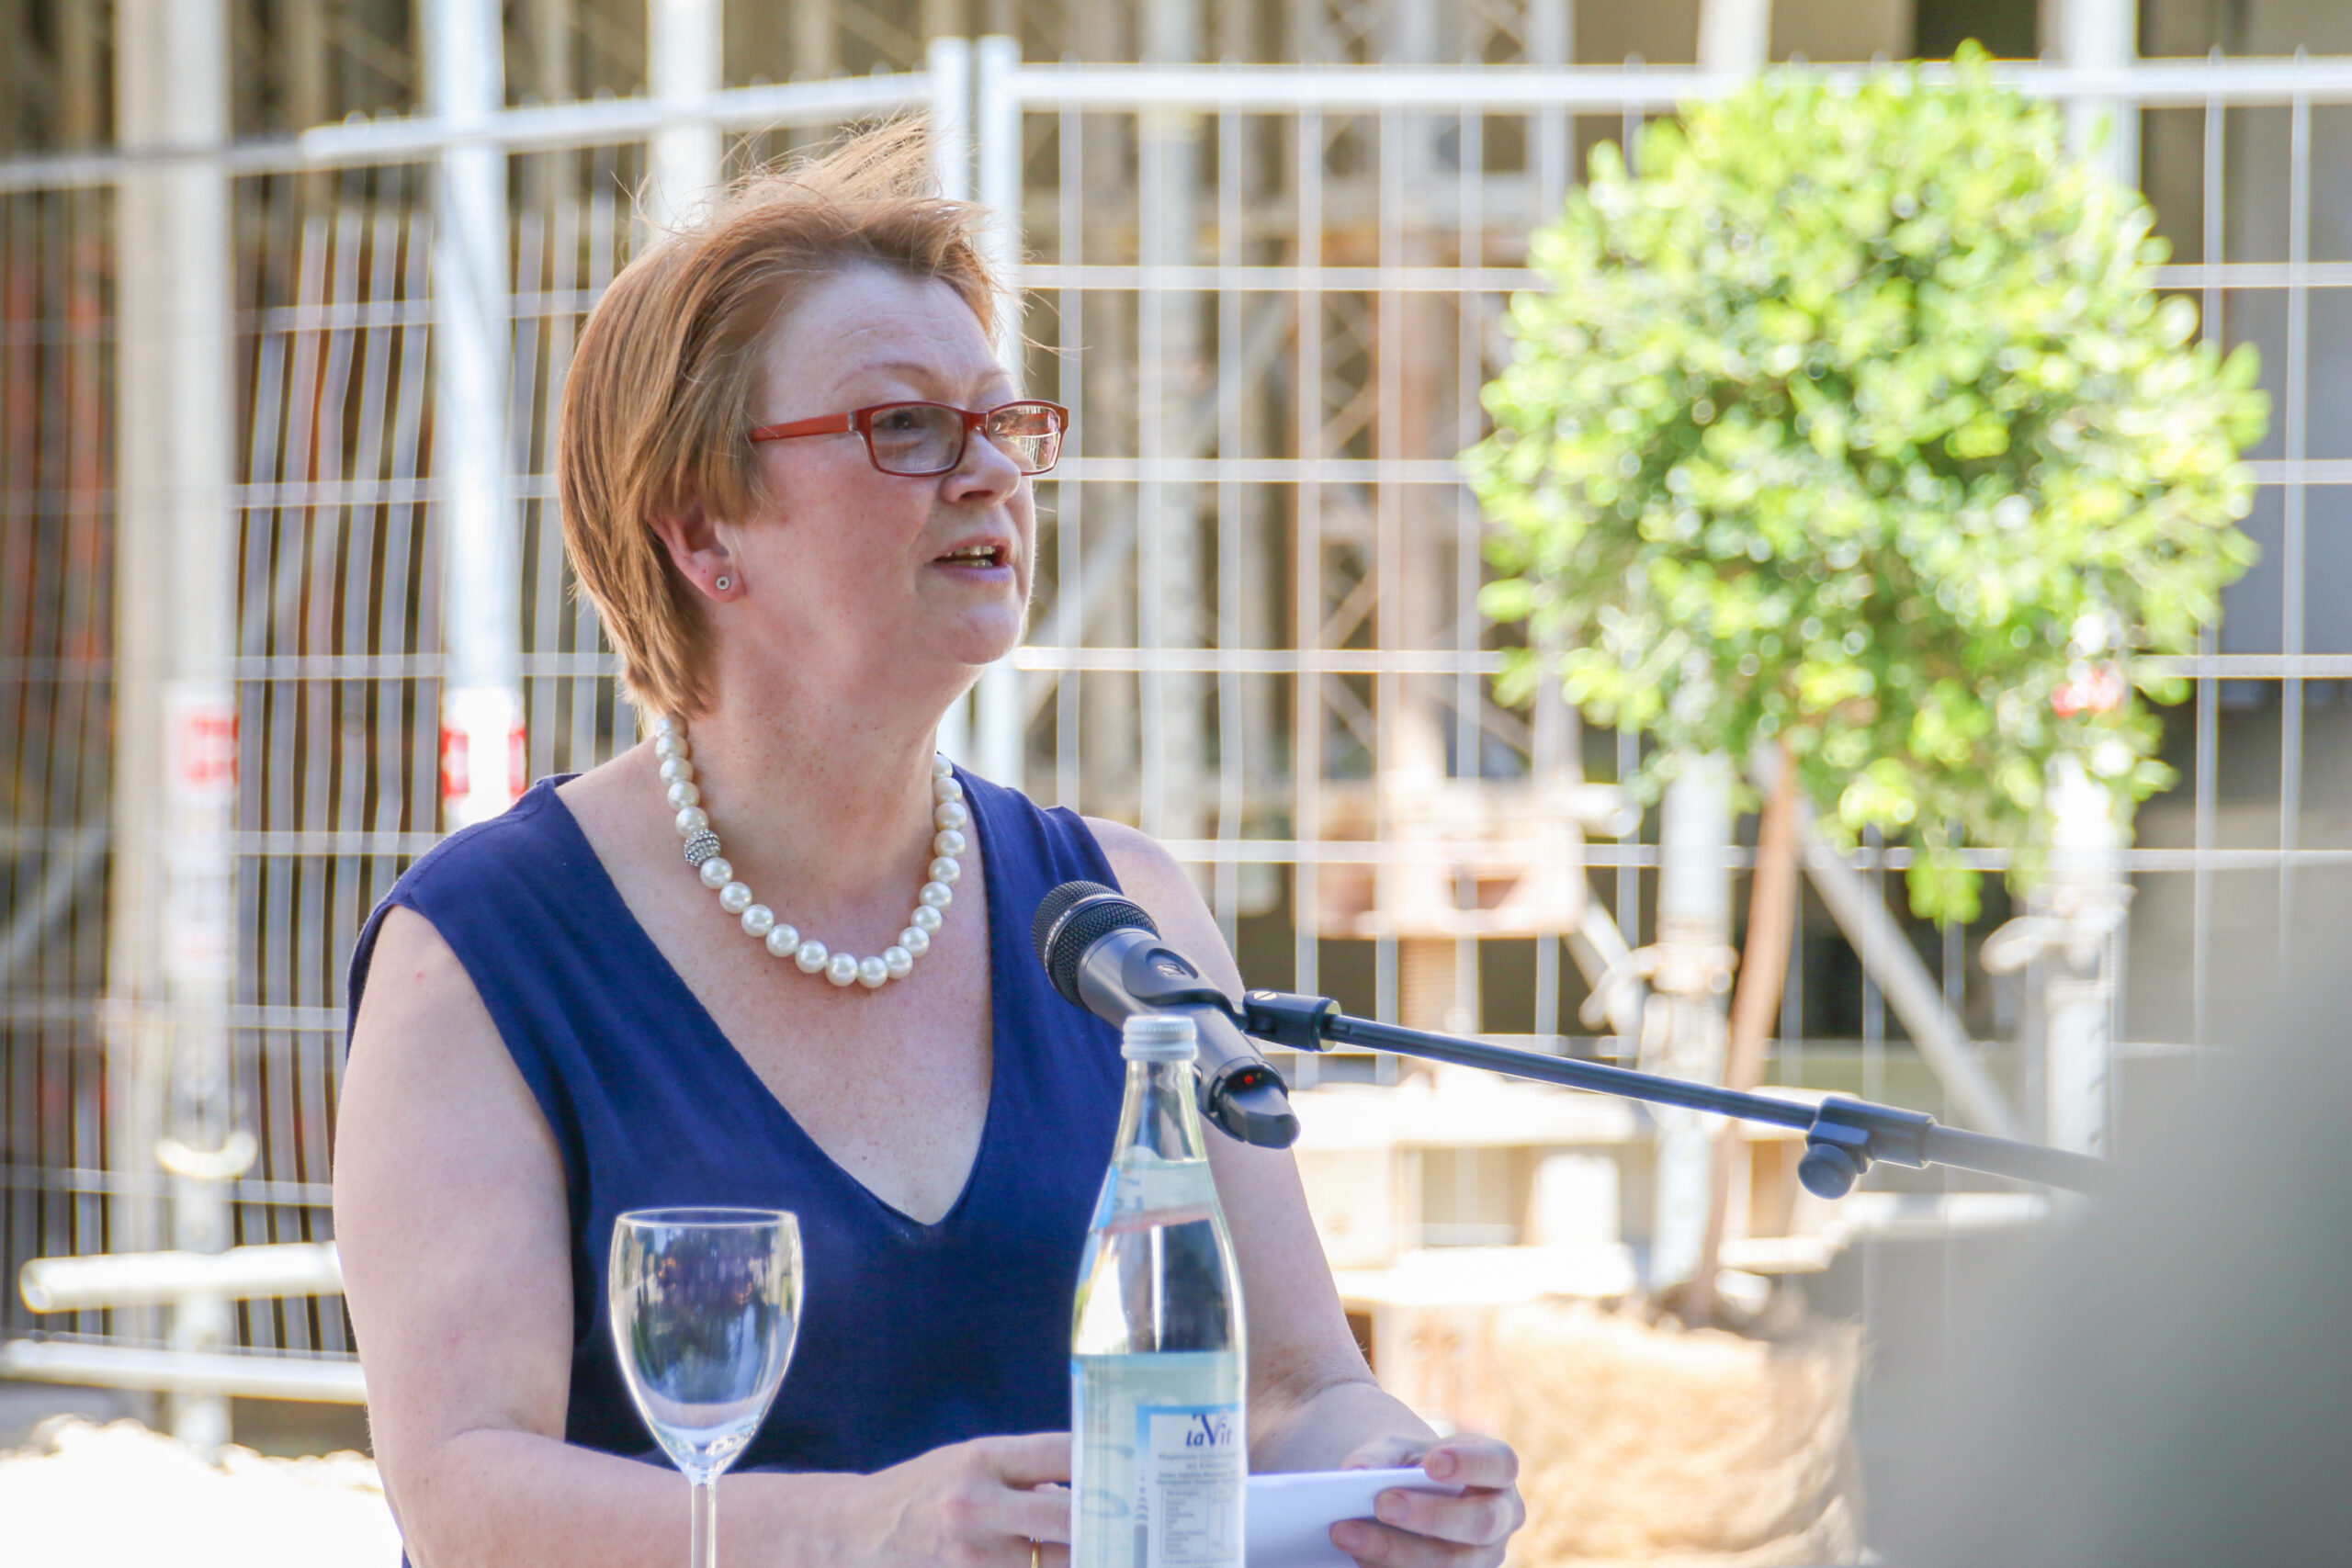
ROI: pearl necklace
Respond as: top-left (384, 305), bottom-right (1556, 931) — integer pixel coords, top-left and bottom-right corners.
top-left (651, 715), bottom-right (968, 990)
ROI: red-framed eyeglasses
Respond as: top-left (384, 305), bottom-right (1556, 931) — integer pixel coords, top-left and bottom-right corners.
top-left (748, 400), bottom-right (1070, 477)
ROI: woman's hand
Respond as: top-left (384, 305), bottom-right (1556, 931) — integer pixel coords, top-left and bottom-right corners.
top-left (854, 1432), bottom-right (1073, 1568)
top-left (1330, 1431), bottom-right (1526, 1568)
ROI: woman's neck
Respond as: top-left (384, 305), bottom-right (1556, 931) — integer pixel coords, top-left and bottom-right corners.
top-left (661, 666), bottom-right (963, 922)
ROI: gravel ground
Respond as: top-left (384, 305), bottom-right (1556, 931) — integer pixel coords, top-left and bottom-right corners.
top-left (0, 1417), bottom-right (401, 1567)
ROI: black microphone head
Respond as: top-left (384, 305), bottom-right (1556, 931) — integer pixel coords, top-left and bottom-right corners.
top-left (1034, 880), bottom-right (1158, 1005)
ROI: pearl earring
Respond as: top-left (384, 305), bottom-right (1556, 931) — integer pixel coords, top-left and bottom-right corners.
top-left (714, 575), bottom-right (731, 592)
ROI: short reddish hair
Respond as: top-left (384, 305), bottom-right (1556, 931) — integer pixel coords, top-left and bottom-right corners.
top-left (558, 119), bottom-right (1000, 719)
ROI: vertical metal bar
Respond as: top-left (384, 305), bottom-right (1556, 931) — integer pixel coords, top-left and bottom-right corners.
top-left (2280, 74), bottom-right (2310, 955)
top-left (929, 36), bottom-right (976, 767)
top-left (1137, 2), bottom-right (1205, 844)
top-left (1528, 0), bottom-right (1570, 224)
top-left (2056, 0), bottom-right (2141, 187)
top-left (975, 34), bottom-right (1027, 791)
top-left (516, 153), bottom-right (562, 787)
top-left (1055, 93), bottom-right (1083, 812)
top-left (428, 0), bottom-right (524, 830)
top-left (1455, 91), bottom-right (1485, 1038)
top-left (2194, 64), bottom-right (2223, 1049)
top-left (645, 0), bottom-right (724, 234)
top-left (1294, 104), bottom-right (1324, 1010)
top-left (1058, 92), bottom-right (1081, 818)
top-left (111, 0), bottom-right (241, 1449)
top-left (1861, 829), bottom-right (1883, 1107)
top-left (1374, 98), bottom-right (1403, 1030)
top-left (1215, 99), bottom-right (1245, 950)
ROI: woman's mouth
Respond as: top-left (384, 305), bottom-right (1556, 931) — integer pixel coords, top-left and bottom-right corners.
top-left (933, 542), bottom-right (1012, 570)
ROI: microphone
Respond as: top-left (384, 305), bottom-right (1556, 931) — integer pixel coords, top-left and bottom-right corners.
top-left (1033, 880), bottom-right (1300, 1149)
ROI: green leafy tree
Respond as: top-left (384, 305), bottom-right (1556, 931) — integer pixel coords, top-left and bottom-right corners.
top-left (1467, 46), bottom-right (2266, 923)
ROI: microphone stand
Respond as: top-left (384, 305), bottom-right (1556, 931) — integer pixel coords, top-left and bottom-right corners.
top-left (1234, 990), bottom-right (2105, 1200)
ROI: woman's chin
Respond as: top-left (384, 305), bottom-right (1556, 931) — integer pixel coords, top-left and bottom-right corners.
top-left (924, 607), bottom-right (1028, 670)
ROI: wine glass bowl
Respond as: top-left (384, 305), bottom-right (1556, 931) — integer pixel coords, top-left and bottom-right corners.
top-left (610, 1208), bottom-right (803, 1568)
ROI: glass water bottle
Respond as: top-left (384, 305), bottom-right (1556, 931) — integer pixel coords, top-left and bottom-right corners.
top-left (1070, 1014), bottom-right (1248, 1568)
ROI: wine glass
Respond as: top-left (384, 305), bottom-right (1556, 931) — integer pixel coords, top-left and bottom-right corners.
top-left (609, 1208), bottom-right (803, 1568)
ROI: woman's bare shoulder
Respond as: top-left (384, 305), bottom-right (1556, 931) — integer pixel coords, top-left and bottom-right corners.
top-left (1080, 815), bottom-right (1190, 901)
top-left (344, 905), bottom-right (553, 1145)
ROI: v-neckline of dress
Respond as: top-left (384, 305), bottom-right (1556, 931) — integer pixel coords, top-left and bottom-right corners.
top-left (535, 770), bottom-right (1006, 1235)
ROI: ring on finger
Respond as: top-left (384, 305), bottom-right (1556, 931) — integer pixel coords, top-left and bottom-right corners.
top-left (1030, 1541), bottom-right (1041, 1568)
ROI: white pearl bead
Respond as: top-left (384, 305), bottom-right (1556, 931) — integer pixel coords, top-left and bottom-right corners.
top-left (699, 857), bottom-right (733, 889)
top-left (765, 923), bottom-right (801, 958)
top-left (933, 754), bottom-right (954, 779)
top-left (654, 715), bottom-right (679, 737)
top-left (910, 904), bottom-right (943, 934)
top-left (929, 856), bottom-right (961, 885)
top-left (659, 756), bottom-right (695, 784)
top-left (741, 904), bottom-right (774, 937)
top-left (933, 774), bottom-right (964, 804)
top-left (899, 926), bottom-right (931, 957)
top-left (933, 828), bottom-right (967, 858)
top-left (883, 945), bottom-right (913, 978)
top-left (655, 734), bottom-right (689, 761)
top-left (933, 799), bottom-right (969, 832)
top-left (718, 882), bottom-right (752, 915)
top-left (675, 806), bottom-right (710, 836)
top-left (857, 956), bottom-right (888, 988)
top-left (919, 880), bottom-right (954, 910)
top-left (666, 780), bottom-right (701, 809)
top-left (825, 952), bottom-right (859, 987)
top-left (794, 938), bottom-right (829, 973)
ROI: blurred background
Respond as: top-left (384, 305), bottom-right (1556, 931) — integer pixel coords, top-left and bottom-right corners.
top-left (1, 0), bottom-right (2346, 1561)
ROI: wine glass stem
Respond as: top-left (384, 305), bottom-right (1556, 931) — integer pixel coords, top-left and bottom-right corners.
top-left (691, 1476), bottom-right (718, 1568)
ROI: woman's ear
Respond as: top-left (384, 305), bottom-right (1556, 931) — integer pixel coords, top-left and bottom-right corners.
top-left (650, 502), bottom-right (739, 600)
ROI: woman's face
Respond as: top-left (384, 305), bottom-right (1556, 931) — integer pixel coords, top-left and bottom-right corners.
top-left (721, 265), bottom-right (1034, 707)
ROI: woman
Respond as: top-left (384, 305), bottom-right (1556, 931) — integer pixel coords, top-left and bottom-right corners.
top-left (335, 123), bottom-right (1526, 1568)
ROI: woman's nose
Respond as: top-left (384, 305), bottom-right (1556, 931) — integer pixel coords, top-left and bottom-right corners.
top-left (944, 423), bottom-right (1024, 503)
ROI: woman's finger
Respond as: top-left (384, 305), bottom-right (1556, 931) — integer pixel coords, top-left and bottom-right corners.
top-left (1370, 1483), bottom-right (1521, 1548)
top-left (1339, 1432), bottom-right (1427, 1471)
top-left (987, 1432), bottom-right (1075, 1487)
top-left (1419, 1435), bottom-right (1519, 1492)
top-left (1008, 1484), bottom-right (1074, 1545)
top-left (1331, 1517), bottom-right (1507, 1568)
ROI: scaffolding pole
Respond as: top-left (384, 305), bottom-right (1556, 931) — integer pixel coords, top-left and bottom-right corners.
top-left (974, 34), bottom-right (1027, 792)
top-left (645, 0), bottom-right (725, 235)
top-left (109, 0), bottom-right (242, 1450)
top-left (428, 0), bottom-right (524, 829)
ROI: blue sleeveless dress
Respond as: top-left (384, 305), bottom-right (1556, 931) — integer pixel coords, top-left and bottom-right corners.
top-left (345, 767), bottom-right (1129, 1480)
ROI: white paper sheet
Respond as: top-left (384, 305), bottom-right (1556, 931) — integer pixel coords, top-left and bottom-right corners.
top-left (1244, 1467), bottom-right (1466, 1568)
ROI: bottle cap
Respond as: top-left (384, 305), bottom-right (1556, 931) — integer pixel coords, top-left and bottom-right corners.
top-left (1122, 1014), bottom-right (1198, 1062)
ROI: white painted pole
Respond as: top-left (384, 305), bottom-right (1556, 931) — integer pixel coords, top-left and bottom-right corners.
top-left (1645, 753), bottom-right (1734, 1291)
top-left (112, 0), bottom-right (240, 1452)
top-left (1698, 0), bottom-right (1771, 79)
top-left (927, 37), bottom-right (976, 769)
top-left (428, 0), bottom-right (524, 829)
top-left (646, 0), bottom-right (724, 234)
top-left (974, 34), bottom-right (1026, 792)
top-left (2056, 0), bottom-right (2140, 187)
top-left (2041, 756), bottom-right (2122, 1159)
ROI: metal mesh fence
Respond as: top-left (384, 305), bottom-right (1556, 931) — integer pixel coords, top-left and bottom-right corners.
top-left (4, 45), bottom-right (2350, 1371)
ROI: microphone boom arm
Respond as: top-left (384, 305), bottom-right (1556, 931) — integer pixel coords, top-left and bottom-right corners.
top-left (1238, 990), bottom-right (2105, 1199)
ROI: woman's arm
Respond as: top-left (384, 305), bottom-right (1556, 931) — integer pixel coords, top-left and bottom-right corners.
top-left (1090, 824), bottom-right (1525, 1568)
top-left (335, 908), bottom-right (1072, 1568)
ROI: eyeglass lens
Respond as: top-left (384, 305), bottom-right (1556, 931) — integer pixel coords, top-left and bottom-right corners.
top-left (866, 403), bottom-right (1064, 476)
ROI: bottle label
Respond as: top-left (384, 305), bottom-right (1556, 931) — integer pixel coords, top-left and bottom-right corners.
top-left (1134, 1403), bottom-right (1244, 1568)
